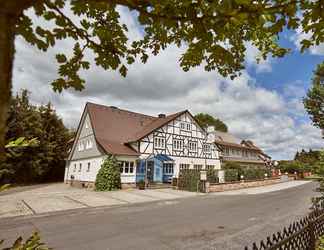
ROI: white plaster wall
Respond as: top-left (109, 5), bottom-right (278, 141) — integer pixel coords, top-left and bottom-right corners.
top-left (139, 153), bottom-right (221, 178)
top-left (65, 155), bottom-right (138, 183)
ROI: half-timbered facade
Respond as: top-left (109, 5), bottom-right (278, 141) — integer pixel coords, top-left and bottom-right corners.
top-left (64, 102), bottom-right (221, 186)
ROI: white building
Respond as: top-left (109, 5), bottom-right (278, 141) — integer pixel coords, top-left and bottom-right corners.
top-left (64, 102), bottom-right (221, 187)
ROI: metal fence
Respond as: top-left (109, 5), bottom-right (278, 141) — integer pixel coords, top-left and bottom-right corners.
top-left (244, 201), bottom-right (324, 250)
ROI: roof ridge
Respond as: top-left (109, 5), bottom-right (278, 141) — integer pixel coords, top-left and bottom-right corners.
top-left (86, 102), bottom-right (155, 119)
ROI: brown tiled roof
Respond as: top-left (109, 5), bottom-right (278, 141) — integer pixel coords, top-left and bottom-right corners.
top-left (86, 102), bottom-right (186, 156)
top-left (222, 157), bottom-right (265, 164)
top-left (127, 110), bottom-right (187, 142)
top-left (215, 140), bottom-right (261, 151)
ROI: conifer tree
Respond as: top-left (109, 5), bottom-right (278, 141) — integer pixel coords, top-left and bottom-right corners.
top-left (95, 155), bottom-right (121, 191)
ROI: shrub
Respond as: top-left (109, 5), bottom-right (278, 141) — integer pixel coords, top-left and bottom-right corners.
top-left (225, 169), bottom-right (239, 182)
top-left (178, 169), bottom-right (201, 192)
top-left (0, 232), bottom-right (49, 250)
top-left (137, 179), bottom-right (145, 190)
top-left (242, 168), bottom-right (266, 180)
top-left (95, 155), bottom-right (121, 191)
top-left (207, 169), bottom-right (219, 183)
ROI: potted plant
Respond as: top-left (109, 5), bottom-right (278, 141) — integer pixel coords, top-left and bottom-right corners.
top-left (137, 180), bottom-right (145, 190)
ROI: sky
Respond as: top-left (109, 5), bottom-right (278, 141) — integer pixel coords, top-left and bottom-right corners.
top-left (12, 7), bottom-right (323, 160)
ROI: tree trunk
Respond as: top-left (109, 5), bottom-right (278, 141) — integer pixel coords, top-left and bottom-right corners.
top-left (0, 13), bottom-right (15, 163)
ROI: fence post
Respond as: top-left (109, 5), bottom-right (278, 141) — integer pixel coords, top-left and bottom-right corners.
top-left (309, 220), bottom-right (316, 250)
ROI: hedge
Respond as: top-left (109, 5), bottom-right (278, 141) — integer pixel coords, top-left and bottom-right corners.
top-left (207, 169), bottom-right (219, 183)
top-left (224, 169), bottom-right (239, 182)
top-left (178, 169), bottom-right (201, 192)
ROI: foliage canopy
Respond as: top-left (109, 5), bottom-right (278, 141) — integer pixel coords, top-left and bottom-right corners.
top-left (0, 90), bottom-right (73, 184)
top-left (304, 63), bottom-right (324, 131)
top-left (194, 113), bottom-right (228, 132)
top-left (5, 0), bottom-right (324, 92)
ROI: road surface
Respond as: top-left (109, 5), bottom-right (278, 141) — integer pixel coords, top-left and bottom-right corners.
top-left (0, 181), bottom-right (318, 250)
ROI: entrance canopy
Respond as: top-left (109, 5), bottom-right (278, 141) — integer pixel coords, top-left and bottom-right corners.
top-left (153, 154), bottom-right (174, 162)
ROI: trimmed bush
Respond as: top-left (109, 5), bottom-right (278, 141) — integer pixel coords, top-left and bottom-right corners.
top-left (225, 169), bottom-right (239, 182)
top-left (178, 169), bottom-right (201, 192)
top-left (207, 169), bottom-right (219, 183)
top-left (95, 155), bottom-right (121, 191)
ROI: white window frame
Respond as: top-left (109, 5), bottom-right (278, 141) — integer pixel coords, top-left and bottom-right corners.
top-left (85, 139), bottom-right (93, 149)
top-left (154, 137), bottom-right (165, 149)
top-left (180, 122), bottom-right (191, 131)
top-left (173, 139), bottom-right (183, 151)
top-left (194, 164), bottom-right (203, 170)
top-left (87, 162), bottom-right (90, 172)
top-left (179, 163), bottom-right (190, 170)
top-left (206, 165), bottom-right (214, 170)
top-left (119, 161), bottom-right (134, 175)
top-left (73, 164), bottom-right (77, 172)
top-left (203, 144), bottom-right (212, 154)
top-left (78, 163), bottom-right (82, 172)
top-left (163, 163), bottom-right (174, 174)
top-left (78, 141), bottom-right (84, 151)
top-left (188, 141), bottom-right (198, 152)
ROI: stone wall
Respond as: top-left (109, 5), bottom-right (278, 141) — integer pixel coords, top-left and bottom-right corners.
top-left (207, 178), bottom-right (283, 192)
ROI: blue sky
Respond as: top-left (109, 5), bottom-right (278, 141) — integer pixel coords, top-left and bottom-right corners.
top-left (12, 8), bottom-right (324, 160)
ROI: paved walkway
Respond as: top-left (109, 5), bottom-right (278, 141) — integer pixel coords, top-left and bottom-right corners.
top-left (211, 180), bottom-right (311, 195)
top-left (0, 181), bottom-right (311, 219)
top-left (0, 184), bottom-right (203, 219)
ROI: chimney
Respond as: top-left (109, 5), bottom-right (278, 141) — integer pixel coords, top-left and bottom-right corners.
top-left (206, 126), bottom-right (215, 133)
top-left (158, 114), bottom-right (166, 118)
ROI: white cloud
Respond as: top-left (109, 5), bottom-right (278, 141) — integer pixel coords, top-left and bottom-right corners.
top-left (291, 27), bottom-right (324, 55)
top-left (11, 7), bottom-right (323, 160)
top-left (245, 43), bottom-right (273, 73)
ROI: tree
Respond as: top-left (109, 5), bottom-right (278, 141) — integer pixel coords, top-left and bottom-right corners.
top-left (0, 90), bottom-right (73, 184)
top-left (194, 113), bottom-right (228, 132)
top-left (1, 0), bottom-right (324, 158)
top-left (278, 160), bottom-right (310, 174)
top-left (95, 155), bottom-right (121, 191)
top-left (304, 63), bottom-right (324, 131)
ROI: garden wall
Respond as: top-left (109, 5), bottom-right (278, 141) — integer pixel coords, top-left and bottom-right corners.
top-left (207, 177), bottom-right (286, 192)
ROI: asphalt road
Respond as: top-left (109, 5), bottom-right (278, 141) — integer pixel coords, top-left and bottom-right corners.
top-left (0, 182), bottom-right (318, 250)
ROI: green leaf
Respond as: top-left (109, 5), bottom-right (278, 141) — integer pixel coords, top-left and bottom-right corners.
top-left (56, 54), bottom-right (67, 63)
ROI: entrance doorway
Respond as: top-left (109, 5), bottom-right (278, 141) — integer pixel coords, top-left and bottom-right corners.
top-left (147, 161), bottom-right (154, 183)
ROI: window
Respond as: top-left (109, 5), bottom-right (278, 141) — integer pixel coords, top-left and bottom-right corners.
top-left (194, 164), bottom-right (203, 170)
top-left (180, 122), bottom-right (191, 131)
top-left (85, 121), bottom-right (89, 129)
top-left (163, 163), bottom-right (174, 174)
top-left (203, 144), bottom-right (211, 153)
top-left (119, 161), bottom-right (134, 174)
top-left (189, 141), bottom-right (197, 152)
top-left (206, 165), bottom-right (214, 170)
top-left (224, 147), bottom-right (230, 156)
top-left (87, 162), bottom-right (90, 172)
top-left (154, 137), bottom-right (165, 149)
top-left (73, 164), bottom-right (76, 172)
top-left (79, 163), bottom-right (82, 172)
top-left (78, 141), bottom-right (84, 151)
top-left (173, 139), bottom-right (183, 151)
top-left (86, 139), bottom-right (93, 149)
top-left (179, 163), bottom-right (190, 170)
